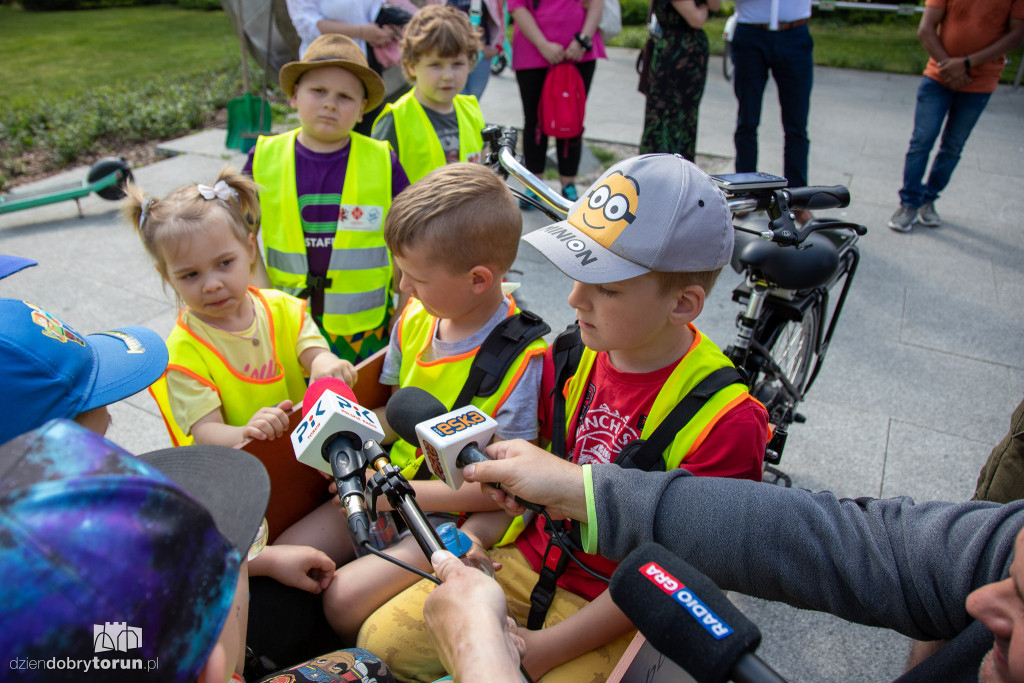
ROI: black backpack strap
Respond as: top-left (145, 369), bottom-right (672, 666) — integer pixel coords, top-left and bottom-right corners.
top-left (550, 323), bottom-right (583, 458)
top-left (452, 310), bottom-right (550, 410)
top-left (615, 366), bottom-right (745, 472)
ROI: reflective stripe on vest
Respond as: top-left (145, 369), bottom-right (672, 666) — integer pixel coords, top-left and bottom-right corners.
top-left (389, 296), bottom-right (546, 480)
top-left (377, 91), bottom-right (485, 183)
top-left (252, 129), bottom-right (394, 335)
top-left (150, 288), bottom-right (311, 444)
top-left (563, 325), bottom-right (750, 469)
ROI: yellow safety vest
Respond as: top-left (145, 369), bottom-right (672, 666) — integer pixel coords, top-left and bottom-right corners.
top-left (389, 297), bottom-right (547, 480)
top-left (252, 128), bottom-right (394, 336)
top-left (375, 90), bottom-right (485, 183)
top-left (563, 325), bottom-right (752, 469)
top-left (149, 288), bottom-right (310, 446)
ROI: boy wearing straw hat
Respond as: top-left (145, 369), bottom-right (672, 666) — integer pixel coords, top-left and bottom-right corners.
top-left (246, 34), bottom-right (411, 365)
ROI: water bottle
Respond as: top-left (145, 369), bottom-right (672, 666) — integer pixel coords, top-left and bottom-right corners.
top-left (437, 522), bottom-right (495, 578)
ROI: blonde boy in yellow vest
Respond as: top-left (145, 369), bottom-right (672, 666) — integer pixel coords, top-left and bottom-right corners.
top-left (371, 5), bottom-right (486, 184)
top-left (321, 162), bottom-right (546, 643)
top-left (246, 34), bottom-right (412, 365)
top-left (357, 155), bottom-right (770, 682)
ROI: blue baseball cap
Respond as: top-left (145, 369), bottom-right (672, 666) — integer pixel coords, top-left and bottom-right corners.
top-left (0, 299), bottom-right (169, 445)
top-left (0, 254), bottom-right (37, 280)
top-left (0, 419), bottom-right (270, 682)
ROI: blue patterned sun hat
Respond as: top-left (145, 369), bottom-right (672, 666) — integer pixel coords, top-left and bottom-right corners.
top-left (0, 419), bottom-right (269, 682)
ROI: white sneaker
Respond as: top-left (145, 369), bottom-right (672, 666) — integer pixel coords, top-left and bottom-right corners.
top-left (917, 202), bottom-right (941, 227)
top-left (888, 205), bottom-right (916, 232)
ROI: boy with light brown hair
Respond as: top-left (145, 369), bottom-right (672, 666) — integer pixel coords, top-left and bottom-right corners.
top-left (321, 162), bottom-right (547, 642)
top-left (358, 154), bottom-right (770, 682)
top-left (372, 5), bottom-right (486, 183)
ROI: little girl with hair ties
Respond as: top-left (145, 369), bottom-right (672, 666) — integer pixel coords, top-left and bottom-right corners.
top-left (126, 167), bottom-right (358, 451)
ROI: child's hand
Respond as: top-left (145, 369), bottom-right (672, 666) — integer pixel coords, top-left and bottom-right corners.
top-left (310, 352), bottom-right (358, 387)
top-left (251, 544), bottom-right (336, 594)
top-left (243, 400), bottom-right (294, 441)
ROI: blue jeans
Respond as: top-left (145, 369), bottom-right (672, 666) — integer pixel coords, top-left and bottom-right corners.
top-left (731, 23), bottom-right (814, 187)
top-left (898, 77), bottom-right (991, 208)
top-left (462, 55), bottom-right (492, 99)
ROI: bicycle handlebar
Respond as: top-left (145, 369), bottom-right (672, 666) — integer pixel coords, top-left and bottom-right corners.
top-left (482, 125), bottom-right (866, 247)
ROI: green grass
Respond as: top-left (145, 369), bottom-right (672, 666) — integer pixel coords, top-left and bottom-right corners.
top-left (0, 5), bottom-right (239, 110)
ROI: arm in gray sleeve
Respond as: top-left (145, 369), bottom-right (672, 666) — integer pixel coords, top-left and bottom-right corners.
top-left (591, 465), bottom-right (1024, 642)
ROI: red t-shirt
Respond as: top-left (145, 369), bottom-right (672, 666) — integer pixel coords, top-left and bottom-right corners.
top-left (519, 349), bottom-right (768, 600)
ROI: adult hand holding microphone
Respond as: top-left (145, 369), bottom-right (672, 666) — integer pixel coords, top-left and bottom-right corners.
top-left (465, 439), bottom-right (590, 522)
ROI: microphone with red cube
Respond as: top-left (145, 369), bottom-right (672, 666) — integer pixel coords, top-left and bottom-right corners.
top-left (291, 378), bottom-right (448, 560)
top-left (291, 377), bottom-right (386, 551)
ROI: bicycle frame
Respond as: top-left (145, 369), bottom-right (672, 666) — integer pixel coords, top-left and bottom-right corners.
top-left (483, 125), bottom-right (867, 480)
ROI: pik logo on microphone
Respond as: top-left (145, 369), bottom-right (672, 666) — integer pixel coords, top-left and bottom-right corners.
top-left (294, 391), bottom-right (379, 445)
top-left (429, 409), bottom-right (487, 438)
top-left (639, 561), bottom-right (734, 640)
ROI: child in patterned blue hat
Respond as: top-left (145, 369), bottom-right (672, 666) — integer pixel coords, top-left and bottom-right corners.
top-left (0, 419), bottom-right (395, 683)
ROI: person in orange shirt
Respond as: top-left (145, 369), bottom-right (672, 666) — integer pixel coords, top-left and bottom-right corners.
top-left (887, 0), bottom-right (1024, 232)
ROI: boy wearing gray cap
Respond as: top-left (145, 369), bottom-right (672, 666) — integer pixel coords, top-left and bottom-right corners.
top-left (359, 154), bottom-right (770, 682)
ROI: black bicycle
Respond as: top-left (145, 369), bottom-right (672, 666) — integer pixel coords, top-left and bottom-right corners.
top-left (482, 126), bottom-right (867, 486)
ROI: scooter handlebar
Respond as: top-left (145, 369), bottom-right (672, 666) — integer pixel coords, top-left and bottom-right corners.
top-left (784, 185), bottom-right (850, 211)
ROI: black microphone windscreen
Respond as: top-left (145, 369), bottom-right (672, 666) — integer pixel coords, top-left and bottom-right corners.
top-left (609, 543), bottom-right (761, 683)
top-left (386, 386), bottom-right (447, 444)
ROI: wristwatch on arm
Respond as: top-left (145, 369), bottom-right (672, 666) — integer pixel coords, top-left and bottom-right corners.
top-left (573, 32), bottom-right (592, 51)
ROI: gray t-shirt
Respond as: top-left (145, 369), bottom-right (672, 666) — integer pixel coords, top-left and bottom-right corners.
top-left (373, 104), bottom-right (461, 164)
top-left (380, 296), bottom-right (542, 441)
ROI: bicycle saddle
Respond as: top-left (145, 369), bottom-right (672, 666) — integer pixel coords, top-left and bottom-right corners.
top-left (732, 228), bottom-right (840, 290)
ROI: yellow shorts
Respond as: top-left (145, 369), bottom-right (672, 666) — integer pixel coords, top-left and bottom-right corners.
top-left (356, 545), bottom-right (635, 683)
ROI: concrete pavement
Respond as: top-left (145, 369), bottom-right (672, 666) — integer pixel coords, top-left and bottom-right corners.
top-left (1, 47), bottom-right (1023, 681)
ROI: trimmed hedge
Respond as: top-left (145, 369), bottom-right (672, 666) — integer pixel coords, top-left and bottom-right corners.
top-left (0, 63), bottom-right (244, 188)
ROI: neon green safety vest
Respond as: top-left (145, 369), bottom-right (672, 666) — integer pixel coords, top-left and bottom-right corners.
top-left (389, 297), bottom-right (547, 480)
top-left (375, 90), bottom-right (485, 183)
top-left (149, 288), bottom-right (310, 446)
top-left (252, 129), bottom-right (394, 336)
top-left (563, 325), bottom-right (752, 469)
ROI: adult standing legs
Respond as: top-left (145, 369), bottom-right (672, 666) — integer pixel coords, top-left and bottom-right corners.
top-left (771, 24), bottom-right (813, 188)
top-left (898, 77), bottom-right (953, 210)
top-left (515, 66), bottom-right (550, 175)
top-left (922, 88), bottom-right (991, 205)
top-left (731, 23), bottom-right (770, 173)
top-left (640, 31), bottom-right (710, 161)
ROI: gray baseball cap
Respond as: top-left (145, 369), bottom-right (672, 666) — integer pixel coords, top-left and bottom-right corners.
top-left (523, 154), bottom-right (733, 283)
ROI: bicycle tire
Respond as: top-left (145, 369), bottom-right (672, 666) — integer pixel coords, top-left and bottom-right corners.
top-left (751, 302), bottom-right (820, 425)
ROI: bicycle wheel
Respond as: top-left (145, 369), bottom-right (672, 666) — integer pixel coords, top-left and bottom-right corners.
top-left (751, 303), bottom-right (820, 423)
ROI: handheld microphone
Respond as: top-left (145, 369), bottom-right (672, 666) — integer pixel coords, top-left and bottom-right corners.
top-left (293, 377), bottom-right (386, 551)
top-left (609, 543), bottom-right (785, 683)
top-left (386, 387), bottom-right (542, 513)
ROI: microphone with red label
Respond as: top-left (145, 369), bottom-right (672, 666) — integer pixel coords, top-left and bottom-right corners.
top-left (292, 377), bottom-right (385, 551)
top-left (609, 542), bottom-right (786, 683)
top-left (385, 386), bottom-right (543, 513)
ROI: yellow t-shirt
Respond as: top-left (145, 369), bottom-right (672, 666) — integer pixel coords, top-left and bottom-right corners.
top-left (167, 290), bottom-right (327, 434)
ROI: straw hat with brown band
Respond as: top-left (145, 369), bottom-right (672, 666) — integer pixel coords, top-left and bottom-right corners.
top-left (279, 34), bottom-right (387, 111)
